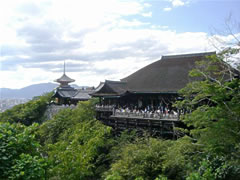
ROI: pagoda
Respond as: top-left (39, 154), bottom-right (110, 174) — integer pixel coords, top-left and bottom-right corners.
top-left (55, 61), bottom-right (75, 88)
top-left (52, 62), bottom-right (94, 105)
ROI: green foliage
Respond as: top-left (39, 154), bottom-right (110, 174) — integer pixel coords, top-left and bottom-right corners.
top-left (8, 154), bottom-right (47, 180)
top-left (186, 172), bottom-right (206, 180)
top-left (105, 172), bottom-right (124, 180)
top-left (38, 99), bottom-right (98, 145)
top-left (162, 136), bottom-right (202, 179)
top-left (0, 122), bottom-right (47, 179)
top-left (177, 54), bottom-right (240, 154)
top-left (38, 108), bottom-right (74, 144)
top-left (194, 154), bottom-right (240, 180)
top-left (0, 92), bottom-right (53, 125)
top-left (176, 49), bottom-right (240, 178)
top-left (108, 130), bottom-right (138, 160)
top-left (107, 134), bottom-right (202, 180)
top-left (37, 99), bottom-right (113, 179)
top-left (186, 154), bottom-right (240, 180)
top-left (154, 175), bottom-right (168, 180)
top-left (105, 137), bottom-right (173, 180)
top-left (47, 119), bottom-right (111, 179)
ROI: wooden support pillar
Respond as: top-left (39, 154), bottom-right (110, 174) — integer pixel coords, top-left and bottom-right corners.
top-left (135, 119), bottom-right (138, 128)
top-left (115, 118), bottom-right (118, 130)
top-left (172, 121), bottom-right (176, 139)
top-left (148, 120), bottom-right (152, 136)
top-left (126, 119), bottom-right (129, 129)
top-left (161, 121), bottom-right (164, 136)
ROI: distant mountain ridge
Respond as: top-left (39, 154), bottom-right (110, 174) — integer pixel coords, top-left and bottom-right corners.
top-left (0, 83), bottom-right (81, 99)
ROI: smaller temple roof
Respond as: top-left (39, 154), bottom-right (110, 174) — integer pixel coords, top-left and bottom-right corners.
top-left (92, 80), bottom-right (127, 97)
top-left (53, 88), bottom-right (94, 101)
top-left (55, 88), bottom-right (78, 98)
top-left (72, 89), bottom-right (94, 100)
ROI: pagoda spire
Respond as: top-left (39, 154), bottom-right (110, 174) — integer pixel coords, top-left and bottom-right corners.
top-left (64, 61), bottom-right (66, 74)
top-left (54, 61), bottom-right (75, 88)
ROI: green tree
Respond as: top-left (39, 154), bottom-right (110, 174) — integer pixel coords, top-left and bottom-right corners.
top-left (47, 117), bottom-right (112, 179)
top-left (38, 99), bottom-right (113, 179)
top-left (105, 137), bottom-right (173, 180)
top-left (176, 48), bottom-right (240, 179)
top-left (162, 136), bottom-right (203, 180)
top-left (0, 92), bottom-right (53, 125)
top-left (0, 122), bottom-right (47, 179)
top-left (37, 108), bottom-right (74, 145)
top-left (38, 98), bottom-right (98, 145)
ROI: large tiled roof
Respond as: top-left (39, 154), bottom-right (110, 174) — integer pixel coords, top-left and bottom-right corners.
top-left (92, 52), bottom-right (216, 96)
top-left (121, 52), bottom-right (215, 93)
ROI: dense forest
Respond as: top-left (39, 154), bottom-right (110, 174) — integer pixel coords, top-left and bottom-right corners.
top-left (1, 47), bottom-right (240, 179)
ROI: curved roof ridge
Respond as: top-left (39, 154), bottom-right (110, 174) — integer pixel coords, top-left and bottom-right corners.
top-left (106, 80), bottom-right (126, 84)
top-left (162, 51), bottom-right (216, 59)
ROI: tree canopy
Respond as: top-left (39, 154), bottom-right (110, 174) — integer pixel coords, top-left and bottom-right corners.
top-left (0, 122), bottom-right (47, 180)
top-left (0, 92), bottom-right (53, 125)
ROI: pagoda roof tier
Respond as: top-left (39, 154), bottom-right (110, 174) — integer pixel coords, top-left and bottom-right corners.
top-left (55, 73), bottom-right (75, 83)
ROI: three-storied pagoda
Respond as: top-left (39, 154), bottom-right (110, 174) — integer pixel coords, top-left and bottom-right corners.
top-left (53, 62), bottom-right (94, 105)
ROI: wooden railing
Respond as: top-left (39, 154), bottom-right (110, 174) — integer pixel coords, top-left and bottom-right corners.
top-left (95, 106), bottom-right (180, 121)
top-left (95, 105), bottom-right (114, 112)
top-left (111, 112), bottom-right (179, 121)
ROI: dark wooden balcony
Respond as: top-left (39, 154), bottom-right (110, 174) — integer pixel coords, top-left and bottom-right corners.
top-left (95, 105), bottom-right (181, 138)
top-left (95, 105), bottom-right (180, 121)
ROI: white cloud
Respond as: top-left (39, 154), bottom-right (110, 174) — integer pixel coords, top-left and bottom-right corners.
top-left (143, 3), bottom-right (151, 8)
top-left (0, 66), bottom-right (55, 89)
top-left (171, 0), bottom-right (185, 7)
top-left (163, 7), bottom-right (172, 11)
top-left (142, 12), bottom-right (152, 17)
top-left (208, 33), bottom-right (240, 50)
top-left (0, 0), bottom-right (232, 89)
top-left (117, 19), bottom-right (150, 28)
top-left (164, 0), bottom-right (188, 11)
top-left (0, 26), bottom-right (221, 89)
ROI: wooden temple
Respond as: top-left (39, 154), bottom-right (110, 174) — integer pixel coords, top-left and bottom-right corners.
top-left (52, 62), bottom-right (94, 105)
top-left (92, 52), bottom-right (216, 137)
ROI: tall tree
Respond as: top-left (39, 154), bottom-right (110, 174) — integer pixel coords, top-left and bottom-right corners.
top-left (176, 42), bottom-right (240, 179)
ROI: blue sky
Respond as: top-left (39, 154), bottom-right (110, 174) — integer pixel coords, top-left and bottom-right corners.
top-left (143, 0), bottom-right (240, 33)
top-left (0, 0), bottom-right (240, 89)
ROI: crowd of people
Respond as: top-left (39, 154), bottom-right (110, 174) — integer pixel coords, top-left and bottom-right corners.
top-left (96, 104), bottom-right (179, 119)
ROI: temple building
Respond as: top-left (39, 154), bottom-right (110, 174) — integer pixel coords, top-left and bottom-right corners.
top-left (52, 62), bottom-right (94, 105)
top-left (92, 52), bottom-right (216, 137)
